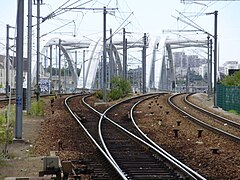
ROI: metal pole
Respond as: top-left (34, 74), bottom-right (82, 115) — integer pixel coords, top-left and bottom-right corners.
top-left (83, 50), bottom-right (85, 89)
top-left (36, 0), bottom-right (42, 101)
top-left (44, 51), bottom-right (47, 76)
top-left (109, 28), bottom-right (114, 88)
top-left (151, 49), bottom-right (156, 89)
top-left (101, 56), bottom-right (103, 89)
top-left (213, 10), bottom-right (218, 107)
top-left (138, 65), bottom-right (141, 92)
top-left (15, 0), bottom-right (24, 140)
top-left (64, 60), bottom-right (66, 92)
top-left (123, 28), bottom-right (125, 79)
top-left (58, 39), bottom-right (61, 93)
top-left (142, 33), bottom-right (147, 94)
top-left (103, 6), bottom-right (107, 101)
top-left (207, 36), bottom-right (210, 99)
top-left (27, 0), bottom-right (32, 111)
top-left (125, 38), bottom-right (128, 80)
top-left (6, 25), bottom-right (9, 97)
top-left (210, 39), bottom-right (213, 95)
top-left (49, 45), bottom-right (52, 93)
top-left (75, 50), bottom-right (77, 74)
top-left (123, 28), bottom-right (127, 80)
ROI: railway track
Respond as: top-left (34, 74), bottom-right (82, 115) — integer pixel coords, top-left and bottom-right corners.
top-left (66, 93), bottom-right (206, 179)
top-left (168, 93), bottom-right (240, 143)
top-left (65, 94), bottom-right (126, 179)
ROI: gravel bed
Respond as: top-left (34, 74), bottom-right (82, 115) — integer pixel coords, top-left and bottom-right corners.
top-left (134, 93), bottom-right (240, 179)
top-left (33, 93), bottom-right (240, 179)
top-left (172, 94), bottom-right (240, 138)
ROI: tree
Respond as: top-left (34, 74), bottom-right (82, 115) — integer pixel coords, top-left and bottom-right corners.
top-left (221, 71), bottom-right (240, 86)
top-left (108, 77), bottom-right (132, 101)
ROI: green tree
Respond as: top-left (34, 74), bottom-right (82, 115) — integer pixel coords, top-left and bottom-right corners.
top-left (221, 71), bottom-right (240, 86)
top-left (108, 77), bottom-right (132, 101)
top-left (189, 70), bottom-right (203, 82)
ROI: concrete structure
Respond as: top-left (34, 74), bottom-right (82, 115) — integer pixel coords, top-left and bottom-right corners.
top-left (1, 34), bottom-right (208, 94)
top-left (222, 61), bottom-right (239, 75)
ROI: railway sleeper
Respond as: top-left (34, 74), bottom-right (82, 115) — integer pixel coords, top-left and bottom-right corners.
top-left (126, 173), bottom-right (179, 180)
top-left (123, 168), bottom-right (176, 173)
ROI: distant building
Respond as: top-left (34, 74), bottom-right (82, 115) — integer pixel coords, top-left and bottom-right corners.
top-left (173, 52), bottom-right (207, 69)
top-left (0, 54), bottom-right (16, 88)
top-left (222, 61), bottom-right (239, 75)
top-left (173, 51), bottom-right (207, 80)
top-left (199, 64), bottom-right (208, 79)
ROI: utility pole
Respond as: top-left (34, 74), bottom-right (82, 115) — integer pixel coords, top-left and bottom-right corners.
top-left (64, 60), bottom-right (66, 92)
top-left (109, 28), bottom-right (114, 88)
top-left (207, 35), bottom-right (210, 99)
top-left (103, 6), bottom-right (107, 101)
top-left (15, 0), bottom-right (24, 140)
top-left (210, 39), bottom-right (213, 95)
top-left (58, 39), bottom-right (61, 93)
top-left (151, 48), bottom-right (156, 89)
top-left (142, 33), bottom-right (147, 94)
top-left (27, 0), bottom-right (32, 111)
top-left (205, 10), bottom-right (218, 107)
top-left (83, 50), bottom-right (85, 89)
top-left (35, 0), bottom-right (43, 101)
top-left (5, 25), bottom-right (10, 97)
top-left (123, 28), bottom-right (127, 80)
top-left (213, 10), bottom-right (218, 107)
top-left (49, 45), bottom-right (53, 92)
top-left (186, 66), bottom-right (190, 93)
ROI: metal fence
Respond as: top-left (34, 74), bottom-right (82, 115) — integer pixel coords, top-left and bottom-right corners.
top-left (217, 83), bottom-right (240, 112)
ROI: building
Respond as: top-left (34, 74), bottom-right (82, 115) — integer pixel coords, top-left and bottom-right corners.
top-left (222, 61), bottom-right (239, 75)
top-left (0, 54), bottom-right (16, 90)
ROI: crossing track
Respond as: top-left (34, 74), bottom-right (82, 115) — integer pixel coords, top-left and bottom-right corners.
top-left (168, 93), bottom-right (240, 143)
top-left (66, 93), bottom-right (206, 179)
top-left (65, 94), bottom-right (126, 179)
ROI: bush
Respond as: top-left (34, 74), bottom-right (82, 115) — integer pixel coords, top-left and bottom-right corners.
top-left (94, 90), bottom-right (103, 99)
top-left (108, 88), bottom-right (123, 101)
top-left (29, 99), bottom-right (45, 116)
top-left (221, 71), bottom-right (240, 86)
top-left (0, 106), bottom-right (14, 145)
top-left (108, 77), bottom-right (132, 101)
top-left (228, 110), bottom-right (240, 115)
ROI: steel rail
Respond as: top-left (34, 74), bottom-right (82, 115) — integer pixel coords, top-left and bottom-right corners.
top-left (89, 93), bottom-right (202, 179)
top-left (130, 94), bottom-right (207, 180)
top-left (64, 94), bottom-right (127, 180)
top-left (168, 93), bottom-right (240, 143)
top-left (81, 93), bottom-right (157, 172)
top-left (185, 93), bottom-right (240, 129)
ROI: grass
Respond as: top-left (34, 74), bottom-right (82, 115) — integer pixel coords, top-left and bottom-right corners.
top-left (28, 98), bottom-right (45, 116)
top-left (228, 109), bottom-right (240, 115)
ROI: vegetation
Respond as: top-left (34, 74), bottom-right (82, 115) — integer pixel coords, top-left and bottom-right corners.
top-left (95, 90), bottom-right (103, 99)
top-left (108, 77), bottom-right (131, 101)
top-left (221, 71), bottom-right (240, 86)
top-left (29, 98), bottom-right (45, 116)
top-left (0, 106), bottom-right (15, 146)
top-left (228, 109), bottom-right (240, 115)
top-left (189, 70), bottom-right (204, 83)
top-left (94, 77), bottom-right (132, 101)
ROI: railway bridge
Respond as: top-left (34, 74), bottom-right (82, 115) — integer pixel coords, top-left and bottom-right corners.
top-left (38, 34), bottom-right (207, 92)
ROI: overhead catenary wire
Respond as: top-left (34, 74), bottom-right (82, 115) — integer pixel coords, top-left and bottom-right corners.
top-left (42, 0), bottom-right (94, 22)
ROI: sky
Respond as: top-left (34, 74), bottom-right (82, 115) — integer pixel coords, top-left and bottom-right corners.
top-left (0, 0), bottom-right (240, 66)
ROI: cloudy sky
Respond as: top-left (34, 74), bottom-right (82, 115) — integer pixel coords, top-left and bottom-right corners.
top-left (0, 0), bottom-right (240, 66)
